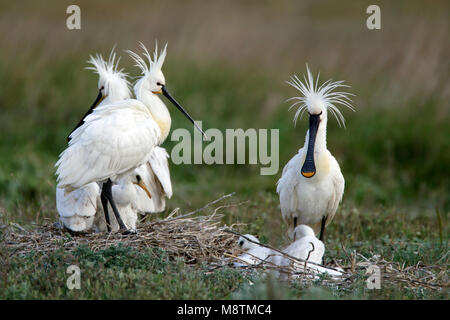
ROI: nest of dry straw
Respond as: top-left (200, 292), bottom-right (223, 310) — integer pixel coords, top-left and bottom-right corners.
top-left (3, 194), bottom-right (241, 264)
top-left (2, 192), bottom-right (447, 291)
top-left (222, 238), bottom-right (448, 290)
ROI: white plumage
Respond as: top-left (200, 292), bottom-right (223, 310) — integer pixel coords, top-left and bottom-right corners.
top-left (277, 65), bottom-right (354, 241)
top-left (132, 147), bottom-right (172, 214)
top-left (268, 225), bottom-right (324, 267)
top-left (56, 183), bottom-right (99, 232)
top-left (56, 100), bottom-right (160, 189)
top-left (56, 43), bottom-right (199, 232)
top-left (233, 234), bottom-right (273, 267)
top-left (85, 49), bottom-right (131, 106)
top-left (94, 167), bottom-right (151, 232)
top-left (269, 225), bottom-right (344, 279)
top-left (56, 50), bottom-right (131, 231)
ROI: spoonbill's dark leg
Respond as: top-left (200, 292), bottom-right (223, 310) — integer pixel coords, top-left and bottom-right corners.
top-left (319, 216), bottom-right (326, 241)
top-left (293, 217), bottom-right (298, 240)
top-left (100, 184), bottom-right (112, 232)
top-left (102, 179), bottom-right (128, 233)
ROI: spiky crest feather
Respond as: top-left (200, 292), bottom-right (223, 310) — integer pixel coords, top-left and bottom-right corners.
top-left (126, 41), bottom-right (168, 78)
top-left (286, 64), bottom-right (355, 127)
top-left (86, 46), bottom-right (128, 83)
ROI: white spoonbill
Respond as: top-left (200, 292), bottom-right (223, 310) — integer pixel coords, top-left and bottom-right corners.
top-left (277, 65), bottom-right (354, 241)
top-left (276, 225), bottom-right (324, 266)
top-left (94, 166), bottom-right (153, 232)
top-left (285, 225), bottom-right (344, 279)
top-left (131, 146), bottom-right (172, 214)
top-left (56, 50), bottom-right (131, 232)
top-left (55, 43), bottom-right (205, 233)
top-left (95, 146), bottom-right (172, 232)
top-left (93, 46), bottom-right (176, 231)
top-left (121, 45), bottom-right (179, 215)
top-left (269, 225), bottom-right (343, 279)
top-left (233, 234), bottom-right (273, 267)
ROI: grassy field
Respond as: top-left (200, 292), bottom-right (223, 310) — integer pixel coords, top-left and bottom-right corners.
top-left (0, 1), bottom-right (448, 299)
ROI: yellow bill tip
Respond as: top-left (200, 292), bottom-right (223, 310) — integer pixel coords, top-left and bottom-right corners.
top-left (134, 181), bottom-right (152, 199)
top-left (301, 171), bottom-right (315, 178)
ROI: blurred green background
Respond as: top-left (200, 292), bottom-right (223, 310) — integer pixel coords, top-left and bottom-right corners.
top-left (0, 0), bottom-right (448, 241)
top-left (0, 0), bottom-right (449, 300)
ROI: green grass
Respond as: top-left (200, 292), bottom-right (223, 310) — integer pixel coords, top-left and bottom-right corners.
top-left (0, 245), bottom-right (244, 299)
top-left (0, 238), bottom-right (446, 299)
top-left (0, 0), bottom-right (449, 300)
top-left (0, 57), bottom-right (448, 299)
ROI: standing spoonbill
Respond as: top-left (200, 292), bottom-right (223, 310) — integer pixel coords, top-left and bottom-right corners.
top-left (56, 50), bottom-right (131, 232)
top-left (277, 65), bottom-right (354, 241)
top-left (55, 43), bottom-right (205, 233)
top-left (92, 45), bottom-right (177, 232)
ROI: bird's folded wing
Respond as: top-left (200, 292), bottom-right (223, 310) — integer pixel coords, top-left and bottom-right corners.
top-left (131, 162), bottom-right (162, 213)
top-left (325, 157), bottom-right (345, 225)
top-left (132, 146), bottom-right (172, 213)
top-left (276, 151), bottom-right (304, 217)
top-left (276, 148), bottom-right (304, 192)
top-left (56, 100), bottom-right (160, 189)
top-left (56, 182), bottom-right (99, 217)
top-left (148, 146), bottom-right (172, 198)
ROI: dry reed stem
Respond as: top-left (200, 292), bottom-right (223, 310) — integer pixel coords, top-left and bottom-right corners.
top-left (3, 194), bottom-right (242, 264)
top-left (2, 195), bottom-right (447, 290)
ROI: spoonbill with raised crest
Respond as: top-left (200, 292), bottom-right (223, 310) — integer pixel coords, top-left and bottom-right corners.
top-left (56, 50), bottom-right (132, 232)
top-left (55, 43), bottom-right (205, 234)
top-left (277, 65), bottom-right (354, 241)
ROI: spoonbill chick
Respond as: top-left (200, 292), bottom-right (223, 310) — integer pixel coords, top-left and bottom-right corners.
top-left (283, 225), bottom-right (325, 264)
top-left (269, 225), bottom-right (343, 279)
top-left (284, 226), bottom-right (344, 279)
top-left (277, 65), bottom-right (354, 241)
top-left (94, 168), bottom-right (153, 232)
top-left (55, 43), bottom-right (205, 233)
top-left (233, 234), bottom-right (272, 267)
top-left (56, 50), bottom-right (131, 232)
top-left (131, 146), bottom-right (172, 214)
top-left (267, 225), bottom-right (324, 268)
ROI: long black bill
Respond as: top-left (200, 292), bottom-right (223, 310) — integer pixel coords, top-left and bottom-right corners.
top-left (301, 113), bottom-right (321, 178)
top-left (67, 89), bottom-right (104, 142)
top-left (162, 85), bottom-right (207, 139)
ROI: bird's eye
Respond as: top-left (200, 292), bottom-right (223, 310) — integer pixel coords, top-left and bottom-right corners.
top-left (239, 241), bottom-right (244, 246)
top-left (156, 82), bottom-right (162, 86)
top-left (136, 175), bottom-right (142, 182)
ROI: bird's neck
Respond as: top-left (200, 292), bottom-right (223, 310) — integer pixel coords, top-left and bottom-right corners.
top-left (304, 117), bottom-right (327, 152)
top-left (137, 89), bottom-right (172, 144)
